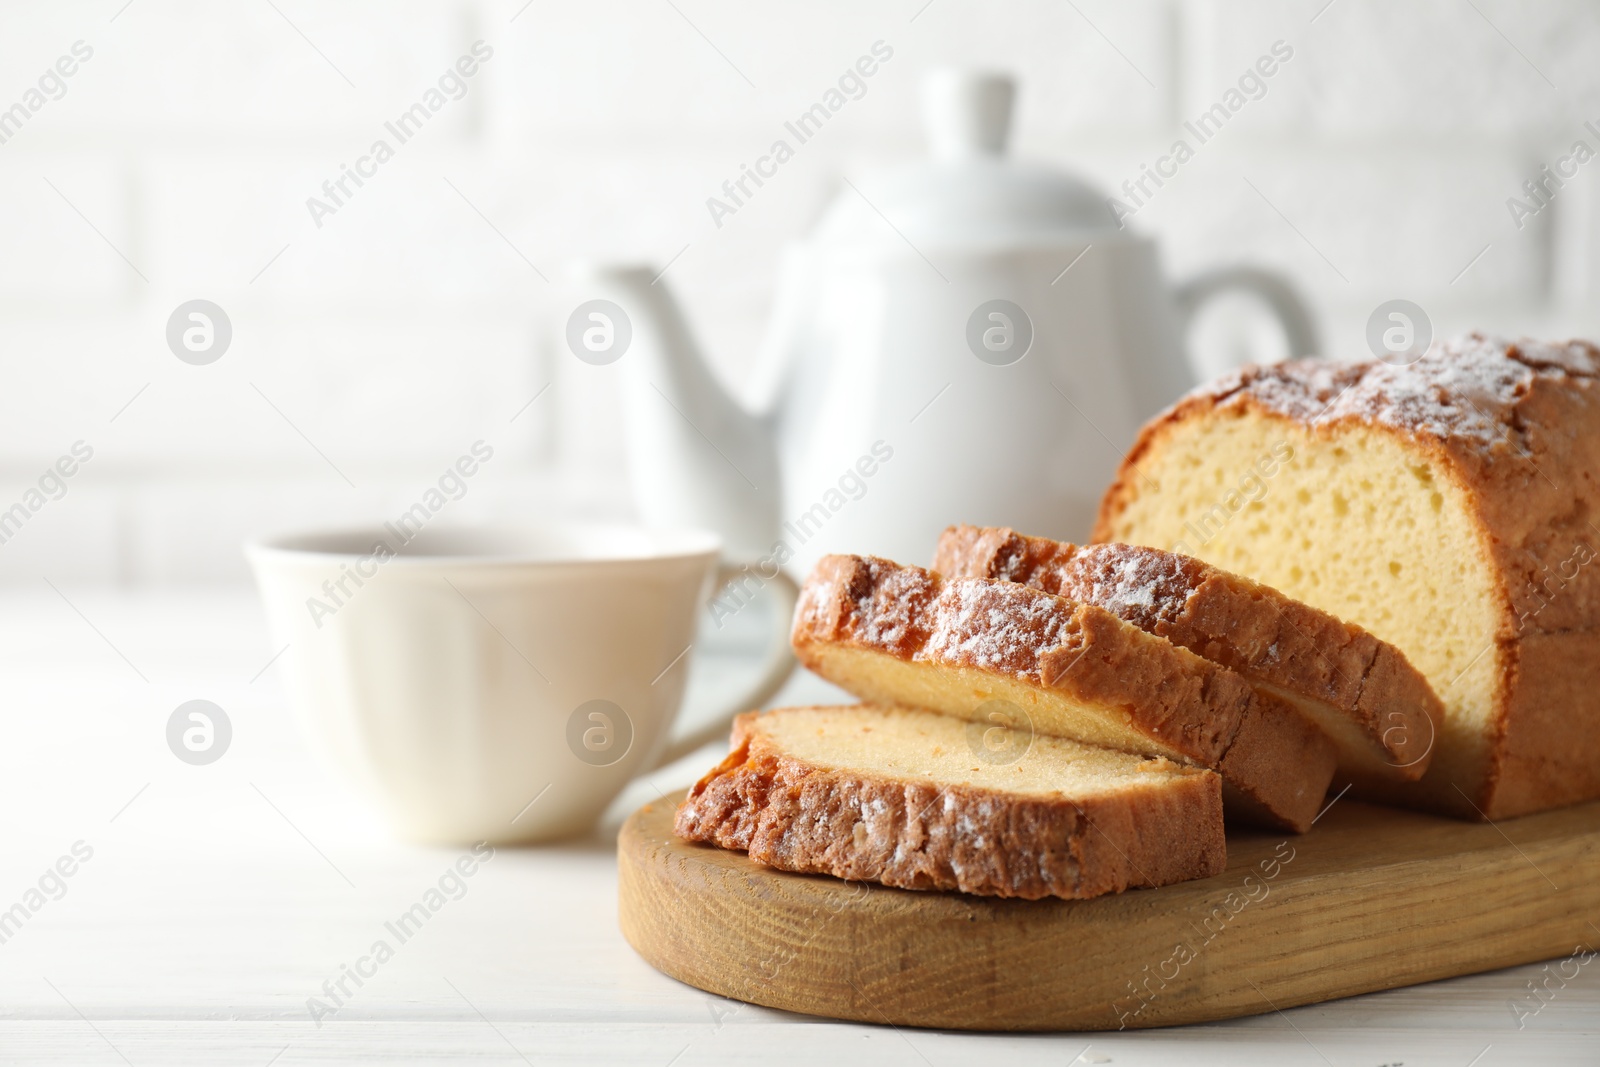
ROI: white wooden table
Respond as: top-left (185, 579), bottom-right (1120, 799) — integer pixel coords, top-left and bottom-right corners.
top-left (0, 588), bottom-right (1594, 1065)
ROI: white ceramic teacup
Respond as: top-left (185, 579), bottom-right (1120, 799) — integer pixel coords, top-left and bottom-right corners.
top-left (246, 522), bottom-right (798, 844)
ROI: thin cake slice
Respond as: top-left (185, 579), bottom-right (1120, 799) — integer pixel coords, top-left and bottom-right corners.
top-left (674, 704), bottom-right (1226, 900)
top-left (792, 555), bottom-right (1338, 833)
top-left (934, 525), bottom-right (1443, 785)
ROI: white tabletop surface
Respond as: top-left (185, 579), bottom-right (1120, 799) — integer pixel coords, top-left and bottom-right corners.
top-left (0, 587), bottom-right (1595, 1066)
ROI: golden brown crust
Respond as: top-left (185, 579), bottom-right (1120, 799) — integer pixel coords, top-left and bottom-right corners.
top-left (933, 525), bottom-right (1442, 782)
top-left (792, 555), bottom-right (1337, 832)
top-left (1092, 334), bottom-right (1600, 819)
top-left (673, 709), bottom-right (1227, 900)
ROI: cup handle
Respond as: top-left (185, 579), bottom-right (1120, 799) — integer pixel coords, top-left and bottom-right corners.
top-left (647, 562), bottom-right (800, 769)
top-left (1173, 266), bottom-right (1319, 369)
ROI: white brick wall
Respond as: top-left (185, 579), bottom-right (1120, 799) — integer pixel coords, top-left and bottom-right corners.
top-left (1, 0), bottom-right (1596, 583)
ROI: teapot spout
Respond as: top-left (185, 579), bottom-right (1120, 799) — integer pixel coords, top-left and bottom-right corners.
top-left (575, 264), bottom-right (779, 557)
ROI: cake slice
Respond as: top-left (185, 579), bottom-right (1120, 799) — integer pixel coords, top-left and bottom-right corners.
top-left (933, 525), bottom-right (1443, 785)
top-left (674, 704), bottom-right (1226, 900)
top-left (792, 555), bottom-right (1337, 833)
top-left (1093, 334), bottom-right (1600, 819)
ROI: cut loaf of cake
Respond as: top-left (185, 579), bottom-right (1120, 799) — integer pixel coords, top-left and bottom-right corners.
top-left (933, 525), bottom-right (1442, 785)
top-left (792, 554), bottom-right (1338, 832)
top-left (674, 704), bottom-right (1226, 900)
top-left (1094, 333), bottom-right (1600, 819)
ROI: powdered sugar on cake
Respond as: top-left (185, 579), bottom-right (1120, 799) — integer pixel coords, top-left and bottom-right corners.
top-left (855, 561), bottom-right (934, 648)
top-left (1062, 545), bottom-right (1197, 629)
top-left (923, 579), bottom-right (1074, 677)
top-left (934, 527), bottom-right (1203, 634)
top-left (1194, 333), bottom-right (1600, 453)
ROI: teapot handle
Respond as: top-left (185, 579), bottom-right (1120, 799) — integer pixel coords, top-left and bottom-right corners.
top-left (1173, 266), bottom-right (1318, 372)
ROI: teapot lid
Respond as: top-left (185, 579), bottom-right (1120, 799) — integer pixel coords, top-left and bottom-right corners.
top-left (812, 69), bottom-right (1120, 248)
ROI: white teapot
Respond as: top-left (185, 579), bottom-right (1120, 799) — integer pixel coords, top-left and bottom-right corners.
top-left (579, 70), bottom-right (1314, 573)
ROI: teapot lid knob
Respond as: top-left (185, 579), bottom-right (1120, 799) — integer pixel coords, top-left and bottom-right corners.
top-left (921, 68), bottom-right (1015, 160)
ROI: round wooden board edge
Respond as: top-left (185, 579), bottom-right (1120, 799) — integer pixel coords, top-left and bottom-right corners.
top-left (617, 793), bottom-right (1600, 1031)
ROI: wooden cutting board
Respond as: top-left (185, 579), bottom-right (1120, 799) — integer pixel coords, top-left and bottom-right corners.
top-left (618, 793), bottom-right (1600, 1031)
